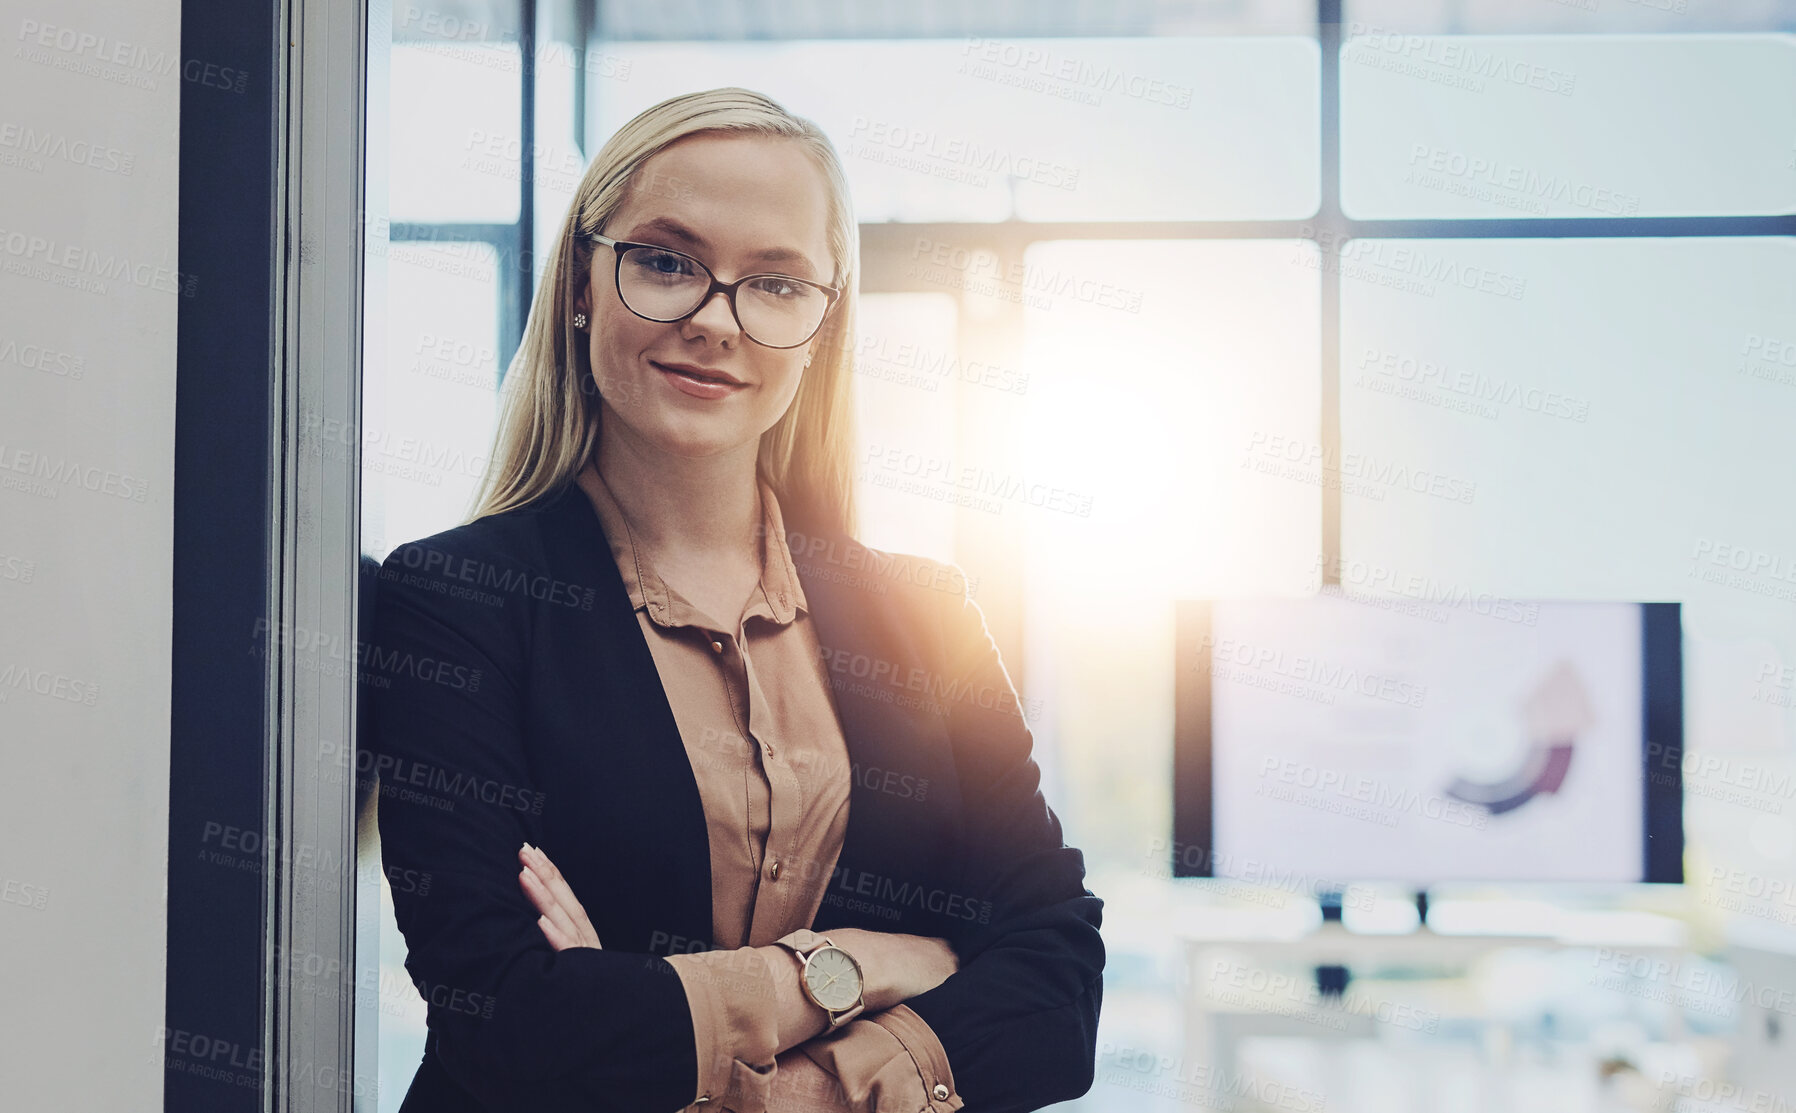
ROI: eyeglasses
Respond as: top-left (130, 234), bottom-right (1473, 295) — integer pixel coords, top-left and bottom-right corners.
top-left (587, 232), bottom-right (841, 349)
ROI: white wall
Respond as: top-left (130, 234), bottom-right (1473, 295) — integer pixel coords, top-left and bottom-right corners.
top-left (0, 0), bottom-right (181, 1106)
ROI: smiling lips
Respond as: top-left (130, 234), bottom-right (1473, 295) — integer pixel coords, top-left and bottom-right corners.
top-left (654, 360), bottom-right (742, 385)
top-left (652, 360), bottom-right (747, 399)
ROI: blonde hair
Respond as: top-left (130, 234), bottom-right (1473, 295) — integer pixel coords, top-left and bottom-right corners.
top-left (463, 87), bottom-right (861, 539)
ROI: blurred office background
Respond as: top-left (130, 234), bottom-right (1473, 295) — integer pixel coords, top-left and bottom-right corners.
top-left (357, 2), bottom-right (1796, 1110)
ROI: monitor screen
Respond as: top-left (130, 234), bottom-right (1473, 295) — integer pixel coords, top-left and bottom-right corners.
top-left (1173, 593), bottom-right (1682, 886)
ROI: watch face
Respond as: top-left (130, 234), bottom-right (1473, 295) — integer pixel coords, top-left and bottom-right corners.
top-left (804, 946), bottom-right (863, 1012)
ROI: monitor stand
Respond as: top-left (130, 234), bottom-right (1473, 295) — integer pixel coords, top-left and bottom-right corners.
top-left (1312, 888), bottom-right (1431, 996)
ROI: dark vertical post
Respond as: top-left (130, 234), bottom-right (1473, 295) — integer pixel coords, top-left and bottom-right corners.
top-left (168, 0), bottom-right (277, 1108)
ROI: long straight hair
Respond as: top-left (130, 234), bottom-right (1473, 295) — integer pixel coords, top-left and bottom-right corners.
top-left (462, 87), bottom-right (861, 540)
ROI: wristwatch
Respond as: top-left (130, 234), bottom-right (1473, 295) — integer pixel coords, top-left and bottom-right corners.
top-left (775, 928), bottom-right (866, 1030)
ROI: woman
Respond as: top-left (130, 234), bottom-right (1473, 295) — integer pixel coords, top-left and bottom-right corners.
top-left (369, 87), bottom-right (1104, 1113)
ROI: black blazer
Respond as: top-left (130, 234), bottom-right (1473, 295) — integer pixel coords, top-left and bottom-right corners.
top-left (365, 477), bottom-right (1105, 1113)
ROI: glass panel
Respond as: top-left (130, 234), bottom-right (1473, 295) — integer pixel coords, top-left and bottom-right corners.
top-left (1019, 240), bottom-right (1323, 605)
top-left (1338, 236), bottom-right (1796, 600)
top-left (1341, 33), bottom-right (1796, 218)
top-left (1016, 239), bottom-right (1321, 1112)
top-left (389, 42), bottom-right (524, 223)
top-left (366, 240), bottom-right (505, 559)
top-left (1349, 0), bottom-right (1796, 34)
top-left (597, 0), bottom-right (1317, 38)
top-left (589, 38), bottom-right (1321, 222)
top-left (850, 293), bottom-right (962, 562)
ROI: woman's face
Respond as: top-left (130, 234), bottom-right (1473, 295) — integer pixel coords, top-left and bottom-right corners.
top-left (576, 133), bottom-right (836, 463)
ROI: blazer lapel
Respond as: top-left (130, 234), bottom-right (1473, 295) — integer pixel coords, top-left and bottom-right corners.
top-left (529, 482), bottom-right (716, 956)
top-left (794, 539), bottom-right (965, 935)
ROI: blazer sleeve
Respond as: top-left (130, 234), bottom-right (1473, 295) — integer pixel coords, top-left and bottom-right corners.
top-left (367, 535), bottom-right (700, 1112)
top-left (896, 563), bottom-right (1106, 1113)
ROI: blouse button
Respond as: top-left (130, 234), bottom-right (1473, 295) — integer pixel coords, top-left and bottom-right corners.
top-left (932, 1083), bottom-right (950, 1101)
top-left (768, 858), bottom-right (781, 881)
top-left (710, 639), bottom-right (723, 653)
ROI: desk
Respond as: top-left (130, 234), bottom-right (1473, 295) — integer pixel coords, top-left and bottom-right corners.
top-left (1178, 907), bottom-right (1697, 1113)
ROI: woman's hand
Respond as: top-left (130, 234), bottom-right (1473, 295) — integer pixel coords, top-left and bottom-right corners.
top-left (518, 842), bottom-right (602, 951)
top-left (815, 927), bottom-right (958, 1013)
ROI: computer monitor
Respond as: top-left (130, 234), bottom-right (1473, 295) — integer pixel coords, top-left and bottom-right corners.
top-left (1172, 592), bottom-right (1682, 886)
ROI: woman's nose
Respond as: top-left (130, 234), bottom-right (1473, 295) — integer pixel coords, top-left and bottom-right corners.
top-left (685, 289), bottom-right (742, 342)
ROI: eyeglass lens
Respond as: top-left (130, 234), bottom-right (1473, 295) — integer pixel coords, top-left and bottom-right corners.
top-left (617, 245), bottom-right (828, 347)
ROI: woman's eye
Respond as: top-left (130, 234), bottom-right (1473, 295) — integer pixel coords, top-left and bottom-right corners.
top-left (636, 250), bottom-right (694, 276)
top-left (750, 277), bottom-right (802, 299)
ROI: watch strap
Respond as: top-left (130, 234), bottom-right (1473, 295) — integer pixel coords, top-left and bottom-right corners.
top-left (776, 927), bottom-right (829, 955)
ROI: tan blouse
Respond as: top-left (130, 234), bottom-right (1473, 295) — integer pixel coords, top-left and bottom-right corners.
top-left (574, 461), bottom-right (965, 1113)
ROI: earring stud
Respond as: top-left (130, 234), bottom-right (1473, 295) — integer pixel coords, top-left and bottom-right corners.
top-left (572, 312), bottom-right (588, 329)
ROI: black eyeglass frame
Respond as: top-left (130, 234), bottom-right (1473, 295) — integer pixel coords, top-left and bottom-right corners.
top-left (586, 232), bottom-right (843, 349)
